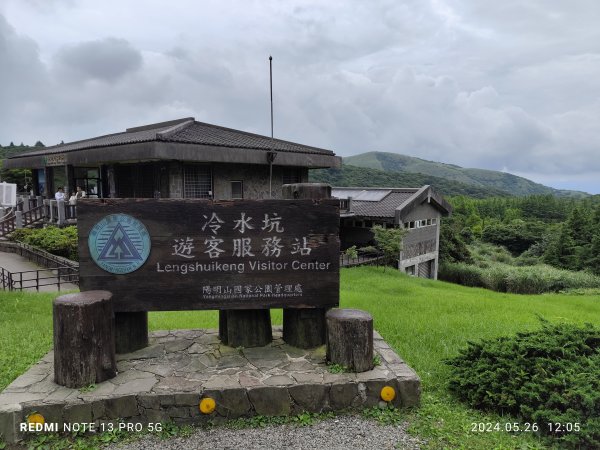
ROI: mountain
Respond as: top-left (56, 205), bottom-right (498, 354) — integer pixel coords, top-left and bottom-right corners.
top-left (343, 152), bottom-right (588, 198)
top-left (309, 165), bottom-right (511, 199)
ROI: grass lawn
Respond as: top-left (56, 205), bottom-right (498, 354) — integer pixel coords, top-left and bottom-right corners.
top-left (1, 267), bottom-right (599, 448)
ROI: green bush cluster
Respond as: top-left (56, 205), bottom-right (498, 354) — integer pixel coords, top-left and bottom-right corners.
top-left (10, 226), bottom-right (78, 261)
top-left (446, 322), bottom-right (600, 448)
top-left (439, 261), bottom-right (600, 294)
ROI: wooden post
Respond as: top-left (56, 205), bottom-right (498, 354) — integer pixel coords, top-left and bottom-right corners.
top-left (53, 291), bottom-right (116, 388)
top-left (115, 311), bottom-right (148, 353)
top-left (224, 309), bottom-right (272, 348)
top-left (282, 183), bottom-right (331, 348)
top-left (326, 308), bottom-right (373, 373)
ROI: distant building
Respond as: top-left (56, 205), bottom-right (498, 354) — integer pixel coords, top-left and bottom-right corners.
top-left (2, 118), bottom-right (341, 200)
top-left (333, 186), bottom-right (452, 279)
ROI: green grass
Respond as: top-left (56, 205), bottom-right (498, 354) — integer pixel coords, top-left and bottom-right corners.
top-left (2, 268), bottom-right (599, 448)
top-left (0, 291), bottom-right (56, 391)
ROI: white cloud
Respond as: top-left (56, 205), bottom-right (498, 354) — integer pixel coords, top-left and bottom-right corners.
top-left (1, 0), bottom-right (600, 193)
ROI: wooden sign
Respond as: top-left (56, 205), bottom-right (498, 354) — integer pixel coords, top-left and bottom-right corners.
top-left (78, 198), bottom-right (340, 312)
top-left (44, 153), bottom-right (67, 166)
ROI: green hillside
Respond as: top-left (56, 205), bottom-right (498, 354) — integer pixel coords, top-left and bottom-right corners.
top-left (344, 152), bottom-right (588, 198)
top-left (310, 164), bottom-right (510, 198)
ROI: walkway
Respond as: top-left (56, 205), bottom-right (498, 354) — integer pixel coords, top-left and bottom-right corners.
top-left (0, 251), bottom-right (78, 292)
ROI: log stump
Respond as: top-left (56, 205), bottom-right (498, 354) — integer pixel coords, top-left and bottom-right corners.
top-left (326, 308), bottom-right (373, 373)
top-left (115, 311), bottom-right (148, 354)
top-left (223, 309), bottom-right (272, 348)
top-left (53, 291), bottom-right (116, 388)
top-left (282, 183), bottom-right (331, 348)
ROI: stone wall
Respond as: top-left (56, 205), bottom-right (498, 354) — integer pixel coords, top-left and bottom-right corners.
top-left (167, 163), bottom-right (308, 200)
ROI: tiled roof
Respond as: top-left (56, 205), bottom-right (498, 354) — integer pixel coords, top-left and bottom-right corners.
top-left (332, 188), bottom-right (418, 218)
top-left (10, 118), bottom-right (334, 158)
top-left (164, 121), bottom-right (333, 155)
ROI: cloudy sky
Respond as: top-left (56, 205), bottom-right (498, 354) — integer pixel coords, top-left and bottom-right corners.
top-left (1, 1), bottom-right (600, 193)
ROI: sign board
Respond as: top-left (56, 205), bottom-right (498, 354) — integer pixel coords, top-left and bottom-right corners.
top-left (0, 182), bottom-right (17, 207)
top-left (44, 154), bottom-right (67, 166)
top-left (78, 198), bottom-right (340, 312)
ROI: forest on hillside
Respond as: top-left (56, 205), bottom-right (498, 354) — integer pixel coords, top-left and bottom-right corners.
top-left (310, 165), bottom-right (510, 198)
top-left (439, 194), bottom-right (600, 293)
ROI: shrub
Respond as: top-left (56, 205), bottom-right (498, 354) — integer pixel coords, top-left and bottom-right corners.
top-left (9, 226), bottom-right (78, 260)
top-left (357, 245), bottom-right (379, 256)
top-left (439, 261), bottom-right (600, 294)
top-left (438, 262), bottom-right (485, 288)
top-left (446, 321), bottom-right (600, 448)
top-left (344, 245), bottom-right (358, 259)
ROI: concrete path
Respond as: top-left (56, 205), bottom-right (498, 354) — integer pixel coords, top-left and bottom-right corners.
top-left (0, 251), bottom-right (78, 292)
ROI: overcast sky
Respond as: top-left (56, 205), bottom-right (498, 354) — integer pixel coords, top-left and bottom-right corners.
top-left (1, 1), bottom-right (600, 193)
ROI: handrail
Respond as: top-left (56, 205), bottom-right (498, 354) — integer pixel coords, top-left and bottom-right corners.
top-left (0, 241), bottom-right (78, 276)
top-left (22, 204), bottom-right (45, 226)
top-left (0, 265), bottom-right (78, 291)
top-left (339, 252), bottom-right (384, 267)
top-left (0, 213), bottom-right (16, 236)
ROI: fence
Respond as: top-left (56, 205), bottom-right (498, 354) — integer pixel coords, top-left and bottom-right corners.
top-left (0, 265), bottom-right (79, 291)
top-left (339, 252), bottom-right (385, 267)
top-left (0, 241), bottom-right (79, 291)
top-left (46, 200), bottom-right (77, 225)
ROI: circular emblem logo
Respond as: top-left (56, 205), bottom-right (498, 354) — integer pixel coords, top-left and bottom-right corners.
top-left (88, 214), bottom-right (151, 274)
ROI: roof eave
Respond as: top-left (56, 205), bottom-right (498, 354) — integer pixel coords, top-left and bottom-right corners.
top-left (2, 141), bottom-right (341, 169)
top-left (395, 185), bottom-right (452, 223)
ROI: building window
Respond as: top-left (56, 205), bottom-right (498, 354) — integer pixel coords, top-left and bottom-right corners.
top-left (406, 265), bottom-right (416, 276)
top-left (365, 220), bottom-right (373, 228)
top-left (231, 181), bottom-right (243, 199)
top-left (282, 168), bottom-right (302, 185)
top-left (74, 167), bottom-right (101, 198)
top-left (184, 165), bottom-right (212, 198)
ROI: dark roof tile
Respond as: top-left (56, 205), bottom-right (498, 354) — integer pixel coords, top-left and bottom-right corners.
top-left (10, 118), bottom-right (334, 158)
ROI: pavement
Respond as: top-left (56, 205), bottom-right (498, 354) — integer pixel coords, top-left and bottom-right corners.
top-left (0, 250), bottom-right (78, 292)
top-left (0, 328), bottom-right (421, 444)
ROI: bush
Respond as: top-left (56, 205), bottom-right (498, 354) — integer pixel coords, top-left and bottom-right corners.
top-left (439, 261), bottom-right (600, 294)
top-left (357, 245), bottom-right (379, 256)
top-left (438, 262), bottom-right (485, 288)
top-left (446, 322), bottom-right (600, 448)
top-left (9, 226), bottom-right (78, 260)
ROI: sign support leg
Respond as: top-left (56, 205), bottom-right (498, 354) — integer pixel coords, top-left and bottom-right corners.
top-left (282, 183), bottom-right (332, 348)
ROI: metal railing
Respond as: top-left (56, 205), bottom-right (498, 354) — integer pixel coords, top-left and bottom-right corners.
top-left (0, 265), bottom-right (78, 291)
top-left (340, 252), bottom-right (384, 267)
top-left (0, 241), bottom-right (79, 291)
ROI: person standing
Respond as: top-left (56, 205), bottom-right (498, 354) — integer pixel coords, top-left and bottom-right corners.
top-left (75, 186), bottom-right (86, 200)
top-left (55, 187), bottom-right (65, 201)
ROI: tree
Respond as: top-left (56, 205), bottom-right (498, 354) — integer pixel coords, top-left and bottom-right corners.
top-left (439, 217), bottom-right (473, 264)
top-left (372, 225), bottom-right (406, 271)
top-left (544, 225), bottom-right (577, 270)
top-left (587, 234), bottom-right (600, 275)
top-left (34, 141), bottom-right (45, 147)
